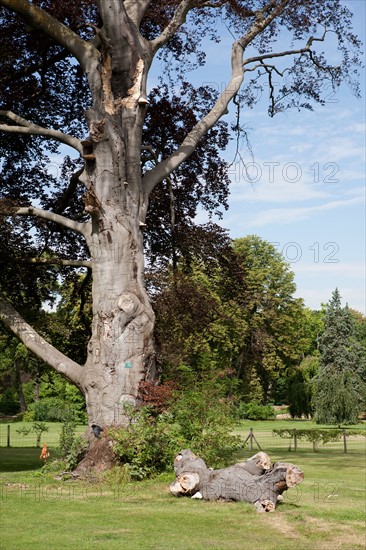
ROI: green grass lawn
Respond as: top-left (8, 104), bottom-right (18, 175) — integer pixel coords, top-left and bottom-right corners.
top-left (0, 421), bottom-right (87, 448)
top-left (234, 420), bottom-right (366, 454)
top-left (236, 418), bottom-right (366, 431)
top-left (1, 437), bottom-right (365, 550)
top-left (0, 447), bottom-right (43, 472)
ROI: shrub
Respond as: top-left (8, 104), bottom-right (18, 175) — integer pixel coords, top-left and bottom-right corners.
top-left (169, 387), bottom-right (243, 467)
top-left (110, 385), bottom-right (243, 479)
top-left (237, 401), bottom-right (276, 421)
top-left (23, 397), bottom-right (86, 423)
top-left (110, 406), bottom-right (186, 479)
top-left (59, 417), bottom-right (88, 471)
top-left (23, 397), bottom-right (68, 422)
top-left (138, 380), bottom-right (176, 415)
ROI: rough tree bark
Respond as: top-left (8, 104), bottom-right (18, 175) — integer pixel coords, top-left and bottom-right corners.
top-left (169, 449), bottom-right (304, 512)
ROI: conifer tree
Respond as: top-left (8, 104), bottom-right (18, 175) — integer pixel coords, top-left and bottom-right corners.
top-left (313, 289), bottom-right (365, 425)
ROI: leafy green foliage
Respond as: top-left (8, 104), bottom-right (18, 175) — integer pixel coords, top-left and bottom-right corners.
top-left (237, 402), bottom-right (275, 421)
top-left (110, 406), bottom-right (186, 480)
top-left (21, 369), bottom-right (87, 423)
top-left (59, 419), bottom-right (87, 471)
top-left (110, 384), bottom-right (242, 479)
top-left (169, 385), bottom-right (243, 466)
top-left (23, 396), bottom-right (86, 423)
top-left (287, 355), bottom-right (319, 419)
top-left (154, 235), bottom-right (312, 404)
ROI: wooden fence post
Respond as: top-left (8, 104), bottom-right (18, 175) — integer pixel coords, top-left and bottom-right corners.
top-left (249, 428), bottom-right (253, 451)
top-left (294, 429), bottom-right (298, 452)
top-left (7, 424), bottom-right (10, 447)
top-left (243, 428), bottom-right (262, 452)
top-left (343, 430), bottom-right (347, 454)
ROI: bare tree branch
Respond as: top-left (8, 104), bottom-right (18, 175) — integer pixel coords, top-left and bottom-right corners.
top-left (243, 29), bottom-right (332, 68)
top-left (14, 206), bottom-right (89, 237)
top-left (150, 0), bottom-right (193, 53)
top-left (143, 1), bottom-right (290, 194)
top-left (0, 296), bottom-right (84, 386)
top-left (0, 0), bottom-right (99, 74)
top-left (0, 111), bottom-right (83, 154)
top-left (198, 0), bottom-right (254, 13)
top-left (142, 39), bottom-right (243, 195)
top-left (243, 47), bottom-right (310, 68)
top-left (260, 61), bottom-right (276, 115)
top-left (54, 167), bottom-right (84, 214)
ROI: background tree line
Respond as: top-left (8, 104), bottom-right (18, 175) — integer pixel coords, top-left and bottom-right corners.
top-left (1, 233), bottom-right (365, 425)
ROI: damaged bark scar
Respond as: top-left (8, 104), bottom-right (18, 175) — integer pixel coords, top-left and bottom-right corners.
top-left (89, 120), bottom-right (105, 142)
top-left (120, 59), bottom-right (144, 109)
top-left (100, 47), bottom-right (145, 113)
top-left (83, 186), bottom-right (101, 214)
top-left (102, 53), bottom-right (115, 115)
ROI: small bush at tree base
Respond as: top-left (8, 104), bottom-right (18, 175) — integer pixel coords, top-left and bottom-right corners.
top-left (59, 417), bottom-right (88, 471)
top-left (110, 386), bottom-right (242, 479)
top-left (110, 407), bottom-right (186, 479)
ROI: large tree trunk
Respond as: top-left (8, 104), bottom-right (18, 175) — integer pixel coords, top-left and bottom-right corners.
top-left (73, 3), bottom-right (156, 428)
top-left (169, 450), bottom-right (304, 512)
top-left (78, 106), bottom-right (156, 427)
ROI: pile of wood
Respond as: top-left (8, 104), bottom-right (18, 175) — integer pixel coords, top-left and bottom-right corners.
top-left (170, 449), bottom-right (304, 512)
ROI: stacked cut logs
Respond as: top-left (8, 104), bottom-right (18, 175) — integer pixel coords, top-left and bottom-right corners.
top-left (169, 449), bottom-right (304, 512)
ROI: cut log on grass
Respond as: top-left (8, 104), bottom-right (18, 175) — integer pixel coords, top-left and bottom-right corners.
top-left (169, 450), bottom-right (304, 512)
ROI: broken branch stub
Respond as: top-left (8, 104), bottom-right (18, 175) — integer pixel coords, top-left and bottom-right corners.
top-left (169, 449), bottom-right (304, 513)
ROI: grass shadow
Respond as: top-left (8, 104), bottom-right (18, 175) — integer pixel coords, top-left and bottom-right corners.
top-left (0, 448), bottom-right (43, 472)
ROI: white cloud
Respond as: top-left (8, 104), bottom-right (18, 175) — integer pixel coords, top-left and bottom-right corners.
top-left (247, 194), bottom-right (365, 227)
top-left (345, 122), bottom-right (366, 134)
top-left (230, 176), bottom-right (330, 204)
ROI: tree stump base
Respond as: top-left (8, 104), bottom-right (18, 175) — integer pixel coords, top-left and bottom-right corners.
top-left (169, 449), bottom-right (304, 512)
top-left (72, 437), bottom-right (115, 479)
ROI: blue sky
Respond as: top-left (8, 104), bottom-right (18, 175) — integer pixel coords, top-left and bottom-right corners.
top-left (182, 0), bottom-right (366, 314)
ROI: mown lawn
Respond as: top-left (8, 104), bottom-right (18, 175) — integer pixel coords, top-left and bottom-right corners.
top-left (0, 420), bottom-right (87, 448)
top-left (1, 439), bottom-right (365, 550)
